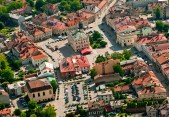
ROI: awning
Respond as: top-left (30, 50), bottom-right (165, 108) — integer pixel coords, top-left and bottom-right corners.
top-left (81, 48), bottom-right (92, 55)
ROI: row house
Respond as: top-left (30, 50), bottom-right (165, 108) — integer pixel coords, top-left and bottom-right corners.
top-left (146, 104), bottom-right (169, 117)
top-left (142, 42), bottom-right (169, 62)
top-left (82, 0), bottom-right (108, 19)
top-left (127, 0), bottom-right (168, 7)
top-left (26, 78), bottom-right (54, 103)
top-left (121, 57), bottom-right (151, 76)
top-left (134, 34), bottom-right (167, 52)
top-left (88, 100), bottom-right (105, 117)
top-left (65, 10), bottom-right (95, 29)
top-left (42, 17), bottom-right (69, 36)
top-left (43, 3), bottom-right (60, 15)
top-left (32, 13), bottom-right (48, 25)
top-left (24, 22), bottom-right (52, 41)
top-left (148, 2), bottom-right (169, 19)
top-left (11, 38), bottom-right (48, 66)
top-left (132, 71), bottom-right (167, 100)
top-left (59, 55), bottom-right (90, 79)
top-left (97, 90), bottom-right (113, 102)
top-left (67, 30), bottom-right (90, 52)
top-left (11, 5), bottom-right (32, 16)
top-left (106, 15), bottom-right (152, 47)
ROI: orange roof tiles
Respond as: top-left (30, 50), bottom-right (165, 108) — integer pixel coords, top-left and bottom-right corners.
top-left (0, 108), bottom-right (11, 115)
top-left (156, 53), bottom-right (169, 65)
top-left (98, 0), bottom-right (107, 9)
top-left (132, 71), bottom-right (166, 95)
top-left (13, 38), bottom-right (47, 61)
top-left (32, 53), bottom-right (47, 60)
top-left (114, 85), bottom-right (130, 92)
top-left (136, 34), bottom-right (167, 45)
top-left (60, 55), bottom-right (90, 73)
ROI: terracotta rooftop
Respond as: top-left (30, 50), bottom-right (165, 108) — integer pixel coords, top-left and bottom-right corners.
top-left (60, 55), bottom-right (90, 73)
top-left (153, 43), bottom-right (169, 51)
top-left (98, 0), bottom-right (107, 9)
top-left (0, 108), bottom-right (11, 115)
top-left (136, 34), bottom-right (167, 45)
top-left (114, 85), bottom-right (130, 92)
top-left (88, 100), bottom-right (105, 109)
top-left (132, 71), bottom-right (166, 95)
top-left (26, 79), bottom-right (52, 93)
top-left (13, 38), bottom-right (47, 61)
top-left (82, 0), bottom-right (101, 5)
top-left (156, 53), bottom-right (169, 65)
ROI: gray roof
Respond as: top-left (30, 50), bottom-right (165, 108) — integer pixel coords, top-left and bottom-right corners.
top-left (70, 30), bottom-right (88, 40)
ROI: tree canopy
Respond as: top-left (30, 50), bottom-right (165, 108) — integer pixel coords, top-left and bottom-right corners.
top-left (59, 0), bottom-right (82, 12)
top-left (50, 80), bottom-right (58, 93)
top-left (89, 68), bottom-right (97, 79)
top-left (154, 7), bottom-right (161, 19)
top-left (90, 31), bottom-right (107, 48)
top-left (113, 64), bottom-right (124, 76)
top-left (28, 100), bottom-right (38, 110)
top-left (95, 55), bottom-right (106, 63)
top-left (156, 20), bottom-right (164, 32)
top-left (35, 0), bottom-right (45, 11)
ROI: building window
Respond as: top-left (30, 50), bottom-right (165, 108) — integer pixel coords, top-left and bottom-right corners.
top-left (33, 94), bottom-right (35, 98)
top-left (38, 93), bottom-right (40, 97)
top-left (49, 90), bottom-right (52, 94)
top-left (43, 92), bottom-right (45, 96)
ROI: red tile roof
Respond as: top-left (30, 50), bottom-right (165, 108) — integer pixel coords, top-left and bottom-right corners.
top-left (0, 108), bottom-right (11, 115)
top-left (156, 53), bottom-right (169, 65)
top-left (132, 71), bottom-right (166, 95)
top-left (66, 11), bottom-right (94, 26)
top-left (60, 55), bottom-right (90, 73)
top-left (153, 43), bottom-right (169, 51)
top-left (13, 38), bottom-right (47, 61)
top-left (98, 0), bottom-right (107, 9)
top-left (136, 34), bottom-right (167, 45)
top-left (114, 85), bottom-right (130, 92)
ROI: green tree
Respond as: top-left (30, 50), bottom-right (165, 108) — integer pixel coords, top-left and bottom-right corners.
top-left (100, 41), bottom-right (107, 47)
top-left (71, 0), bottom-right (82, 12)
top-left (113, 64), bottom-right (124, 76)
top-left (30, 114), bottom-right (37, 117)
top-left (41, 105), bottom-right (56, 117)
top-left (156, 21), bottom-right (164, 32)
top-left (0, 61), bottom-right (6, 69)
top-left (28, 0), bottom-right (34, 8)
top-left (155, 7), bottom-right (161, 19)
top-left (20, 112), bottom-right (26, 117)
top-left (0, 0), bottom-right (5, 5)
top-left (0, 22), bottom-right (4, 30)
top-left (28, 100), bottom-right (38, 110)
top-left (0, 104), bottom-right (5, 110)
top-left (0, 6), bottom-right (7, 14)
top-left (95, 55), bottom-right (106, 63)
top-left (14, 108), bottom-right (21, 116)
top-left (163, 24), bottom-right (169, 32)
top-left (111, 52), bottom-right (125, 61)
top-left (7, 1), bottom-right (23, 12)
top-left (92, 31), bottom-right (102, 41)
top-left (1, 69), bottom-right (14, 83)
top-left (89, 68), bottom-right (97, 79)
top-left (79, 22), bottom-right (84, 29)
top-left (50, 80), bottom-right (58, 93)
top-left (35, 0), bottom-right (45, 11)
top-left (123, 49), bottom-right (132, 60)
